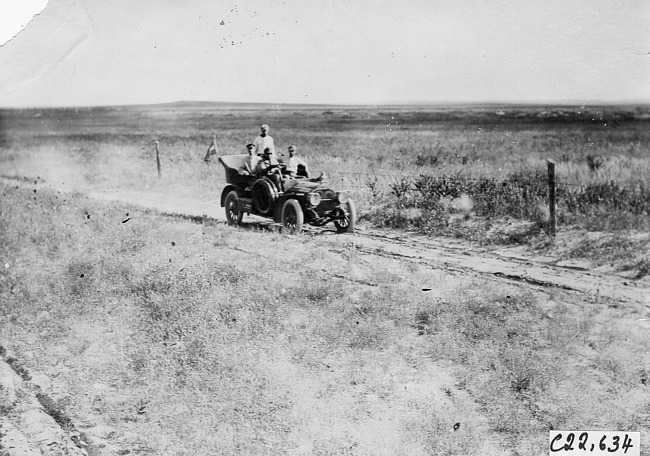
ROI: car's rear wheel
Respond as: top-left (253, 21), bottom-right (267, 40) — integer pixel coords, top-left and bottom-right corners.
top-left (281, 199), bottom-right (303, 234)
top-left (224, 190), bottom-right (243, 225)
top-left (334, 199), bottom-right (357, 233)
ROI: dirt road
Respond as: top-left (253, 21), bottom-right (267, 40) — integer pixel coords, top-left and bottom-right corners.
top-left (78, 179), bottom-right (650, 307)
top-left (5, 174), bottom-right (649, 307)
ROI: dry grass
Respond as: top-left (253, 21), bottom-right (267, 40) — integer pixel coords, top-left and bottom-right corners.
top-left (3, 105), bottom-right (648, 239)
top-left (2, 105), bottom-right (649, 195)
top-left (1, 182), bottom-right (649, 454)
top-left (2, 105), bottom-right (649, 453)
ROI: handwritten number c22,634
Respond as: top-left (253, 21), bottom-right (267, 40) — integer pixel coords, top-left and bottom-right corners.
top-left (551, 432), bottom-right (635, 454)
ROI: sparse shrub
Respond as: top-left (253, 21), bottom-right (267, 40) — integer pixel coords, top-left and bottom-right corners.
top-left (633, 258), bottom-right (650, 279)
top-left (415, 309), bottom-right (432, 335)
top-left (560, 181), bottom-right (650, 230)
top-left (586, 154), bottom-right (604, 171)
top-left (414, 154), bottom-right (440, 167)
top-left (389, 177), bottom-right (412, 199)
top-left (363, 175), bottom-right (382, 201)
top-left (530, 203), bottom-right (549, 226)
top-left (5, 356), bottom-right (31, 381)
top-left (368, 162), bottom-right (649, 242)
top-left (488, 222), bottom-right (545, 245)
top-left (366, 169), bottom-right (551, 242)
top-left (567, 234), bottom-right (648, 268)
top-left (450, 193), bottom-right (473, 213)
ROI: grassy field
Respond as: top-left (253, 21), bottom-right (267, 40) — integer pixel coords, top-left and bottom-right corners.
top-left (2, 103), bottom-right (649, 215)
top-left (1, 103), bottom-right (648, 272)
top-left (1, 104), bottom-right (649, 454)
top-left (1, 182), bottom-right (649, 455)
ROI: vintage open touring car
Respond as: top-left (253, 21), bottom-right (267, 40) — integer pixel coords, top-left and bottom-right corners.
top-left (218, 154), bottom-right (357, 233)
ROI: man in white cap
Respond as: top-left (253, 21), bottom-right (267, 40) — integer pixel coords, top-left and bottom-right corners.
top-left (252, 124), bottom-right (276, 158)
top-left (284, 145), bottom-right (309, 178)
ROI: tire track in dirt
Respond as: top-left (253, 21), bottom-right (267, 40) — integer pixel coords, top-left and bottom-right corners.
top-left (3, 174), bottom-right (648, 307)
top-left (347, 227), bottom-right (649, 306)
top-left (0, 347), bottom-right (88, 456)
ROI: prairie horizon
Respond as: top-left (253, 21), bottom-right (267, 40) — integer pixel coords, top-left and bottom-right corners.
top-left (3, 100), bottom-right (650, 111)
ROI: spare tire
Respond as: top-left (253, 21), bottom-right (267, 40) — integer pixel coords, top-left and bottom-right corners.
top-left (251, 177), bottom-right (279, 216)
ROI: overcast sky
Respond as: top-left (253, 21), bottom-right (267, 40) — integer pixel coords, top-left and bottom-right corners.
top-left (1, 0), bottom-right (649, 107)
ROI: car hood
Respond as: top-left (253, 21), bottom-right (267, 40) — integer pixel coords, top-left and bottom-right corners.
top-left (284, 179), bottom-right (328, 193)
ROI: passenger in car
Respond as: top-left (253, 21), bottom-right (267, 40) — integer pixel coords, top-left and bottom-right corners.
top-left (252, 124), bottom-right (276, 158)
top-left (283, 145), bottom-right (310, 178)
top-left (238, 143), bottom-right (261, 176)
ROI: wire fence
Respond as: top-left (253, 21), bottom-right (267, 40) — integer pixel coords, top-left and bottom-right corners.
top-left (326, 170), bottom-right (646, 195)
top-left (327, 170), bottom-right (645, 192)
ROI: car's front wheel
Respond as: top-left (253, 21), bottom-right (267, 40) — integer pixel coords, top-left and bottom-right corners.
top-left (334, 199), bottom-right (357, 233)
top-left (281, 199), bottom-right (303, 234)
top-left (224, 190), bottom-right (243, 225)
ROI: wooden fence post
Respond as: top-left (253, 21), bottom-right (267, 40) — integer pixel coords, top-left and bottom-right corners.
top-left (547, 159), bottom-right (556, 236)
top-left (155, 141), bottom-right (161, 178)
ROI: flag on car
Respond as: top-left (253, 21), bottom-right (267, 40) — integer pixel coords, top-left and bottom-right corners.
top-left (204, 135), bottom-right (219, 162)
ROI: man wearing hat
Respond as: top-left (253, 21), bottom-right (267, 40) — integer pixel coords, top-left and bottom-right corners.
top-left (255, 148), bottom-right (284, 190)
top-left (238, 143), bottom-right (261, 176)
top-left (252, 124), bottom-right (276, 158)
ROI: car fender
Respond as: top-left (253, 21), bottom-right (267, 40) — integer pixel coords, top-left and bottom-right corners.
top-left (276, 196), bottom-right (303, 223)
top-left (220, 185), bottom-right (245, 207)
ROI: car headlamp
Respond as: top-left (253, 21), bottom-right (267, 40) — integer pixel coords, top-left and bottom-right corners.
top-left (309, 192), bottom-right (322, 206)
top-left (336, 192), bottom-right (349, 204)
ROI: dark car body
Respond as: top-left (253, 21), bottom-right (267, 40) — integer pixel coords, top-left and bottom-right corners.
top-left (218, 154), bottom-right (356, 233)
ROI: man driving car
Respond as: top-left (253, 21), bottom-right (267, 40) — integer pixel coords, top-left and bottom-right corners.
top-left (255, 148), bottom-right (284, 190)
